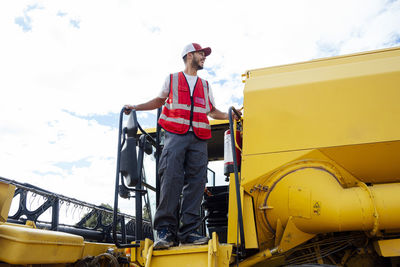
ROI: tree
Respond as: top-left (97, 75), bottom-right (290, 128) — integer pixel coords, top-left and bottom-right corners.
top-left (143, 204), bottom-right (151, 220)
top-left (77, 203), bottom-right (117, 229)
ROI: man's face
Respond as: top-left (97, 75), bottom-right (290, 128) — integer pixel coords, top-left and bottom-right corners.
top-left (191, 51), bottom-right (206, 70)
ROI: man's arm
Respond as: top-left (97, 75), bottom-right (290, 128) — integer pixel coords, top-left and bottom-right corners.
top-left (124, 97), bottom-right (167, 114)
top-left (208, 107), bottom-right (241, 120)
top-left (208, 107), bottom-right (229, 120)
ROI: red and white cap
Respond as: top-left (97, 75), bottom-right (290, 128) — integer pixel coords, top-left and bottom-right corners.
top-left (181, 43), bottom-right (212, 58)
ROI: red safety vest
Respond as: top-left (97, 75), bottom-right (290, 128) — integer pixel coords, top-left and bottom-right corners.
top-left (158, 72), bottom-right (213, 140)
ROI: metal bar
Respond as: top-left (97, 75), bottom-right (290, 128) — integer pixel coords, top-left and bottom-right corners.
top-left (228, 106), bottom-right (246, 256)
top-left (112, 108), bottom-right (140, 248)
top-left (28, 199), bottom-right (53, 221)
top-left (156, 107), bottom-right (161, 207)
top-left (51, 198), bottom-right (59, 231)
top-left (76, 210), bottom-right (96, 227)
top-left (138, 124), bottom-right (156, 146)
top-left (208, 168), bottom-right (216, 187)
top-left (142, 181), bottom-right (156, 192)
top-left (121, 216), bottom-right (127, 244)
top-left (113, 108), bottom-right (124, 247)
top-left (135, 135), bottom-right (146, 241)
top-left (142, 163), bottom-right (154, 234)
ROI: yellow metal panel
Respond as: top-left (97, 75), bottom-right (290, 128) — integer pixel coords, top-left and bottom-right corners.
top-left (274, 219), bottom-right (283, 247)
top-left (0, 224), bottom-right (84, 264)
top-left (371, 183), bottom-right (400, 231)
top-left (227, 176), bottom-right (259, 249)
top-left (243, 47), bottom-right (400, 156)
top-left (241, 149), bottom-right (311, 188)
top-left (238, 248), bottom-right (272, 267)
top-left (321, 141), bottom-right (400, 183)
top-left (279, 217), bottom-right (315, 252)
top-left (151, 250), bottom-right (207, 267)
top-left (288, 186), bottom-right (311, 219)
top-left (246, 47), bottom-right (400, 79)
top-left (147, 234), bottom-right (232, 267)
top-left (227, 173), bottom-right (243, 245)
top-left (131, 240), bottom-right (145, 266)
top-left (242, 148), bottom-right (359, 194)
top-left (81, 242), bottom-right (115, 258)
top-left (374, 239), bottom-right (400, 257)
top-left (0, 183), bottom-right (15, 223)
top-left (152, 245), bottom-right (208, 256)
top-left (243, 193), bottom-right (259, 248)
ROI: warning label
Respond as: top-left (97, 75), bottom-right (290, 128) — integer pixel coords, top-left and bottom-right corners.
top-left (313, 201), bottom-right (321, 215)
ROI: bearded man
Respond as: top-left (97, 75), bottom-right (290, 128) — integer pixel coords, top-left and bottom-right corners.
top-left (125, 43), bottom-right (238, 249)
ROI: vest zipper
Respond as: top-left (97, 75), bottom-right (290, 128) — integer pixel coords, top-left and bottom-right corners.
top-left (190, 95), bottom-right (194, 129)
top-left (182, 72), bottom-right (199, 130)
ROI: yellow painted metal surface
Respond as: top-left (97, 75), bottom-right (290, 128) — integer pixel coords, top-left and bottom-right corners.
top-left (241, 150), bottom-right (312, 189)
top-left (239, 248), bottom-right (273, 267)
top-left (227, 172), bottom-right (241, 245)
top-left (131, 240), bottom-right (146, 266)
top-left (233, 48), bottom-right (400, 260)
top-left (321, 141), bottom-right (400, 183)
top-left (278, 216), bottom-right (315, 252)
top-left (259, 165), bottom-right (400, 234)
top-left (81, 242), bottom-right (116, 258)
top-left (274, 219), bottom-right (283, 247)
top-left (242, 193), bottom-right (259, 248)
top-left (0, 183), bottom-right (15, 223)
top-left (227, 173), bottom-right (259, 249)
top-left (288, 186), bottom-right (311, 219)
top-left (142, 232), bottom-right (232, 267)
top-left (0, 224), bottom-right (84, 264)
top-left (374, 239), bottom-right (400, 257)
top-left (242, 46), bottom-right (400, 186)
top-left (244, 149), bottom-right (357, 249)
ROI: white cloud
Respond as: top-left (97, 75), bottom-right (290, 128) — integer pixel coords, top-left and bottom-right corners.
top-left (0, 0), bottom-right (399, 222)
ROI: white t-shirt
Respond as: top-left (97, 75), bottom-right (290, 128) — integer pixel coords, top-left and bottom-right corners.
top-left (158, 72), bottom-right (215, 108)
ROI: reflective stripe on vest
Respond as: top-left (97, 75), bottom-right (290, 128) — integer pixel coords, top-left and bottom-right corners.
top-left (200, 78), bottom-right (211, 113)
top-left (164, 102), bottom-right (208, 113)
top-left (159, 113), bottom-right (211, 130)
top-left (171, 73), bottom-right (179, 105)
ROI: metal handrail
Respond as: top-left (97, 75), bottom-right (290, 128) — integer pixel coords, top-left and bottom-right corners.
top-left (112, 108), bottom-right (140, 248)
top-left (228, 106), bottom-right (246, 257)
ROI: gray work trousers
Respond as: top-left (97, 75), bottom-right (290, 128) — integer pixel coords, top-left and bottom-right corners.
top-left (154, 131), bottom-right (208, 241)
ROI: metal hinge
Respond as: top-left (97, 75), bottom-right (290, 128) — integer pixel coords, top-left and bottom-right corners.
top-left (250, 184), bottom-right (269, 193)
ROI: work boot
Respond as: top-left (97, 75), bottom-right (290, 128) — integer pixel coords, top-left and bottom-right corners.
top-left (181, 231), bottom-right (209, 245)
top-left (153, 229), bottom-right (177, 250)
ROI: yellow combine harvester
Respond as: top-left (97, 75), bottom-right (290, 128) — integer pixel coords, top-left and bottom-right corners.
top-left (1, 46), bottom-right (400, 266)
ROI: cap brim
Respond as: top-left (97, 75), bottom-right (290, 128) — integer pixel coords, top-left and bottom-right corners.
top-left (201, 47), bottom-right (212, 57)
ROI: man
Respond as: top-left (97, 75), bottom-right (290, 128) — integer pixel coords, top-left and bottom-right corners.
top-left (124, 43), bottom-right (239, 249)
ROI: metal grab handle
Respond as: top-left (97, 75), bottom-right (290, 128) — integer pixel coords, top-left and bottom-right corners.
top-left (228, 107), bottom-right (246, 257)
top-left (113, 107), bottom-right (160, 248)
top-left (231, 106), bottom-right (242, 120)
top-left (113, 108), bottom-right (140, 248)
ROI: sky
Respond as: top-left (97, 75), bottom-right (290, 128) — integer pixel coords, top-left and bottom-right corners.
top-left (1, 0), bottom-right (400, 223)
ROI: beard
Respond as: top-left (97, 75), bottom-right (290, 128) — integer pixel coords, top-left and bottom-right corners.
top-left (191, 56), bottom-right (203, 70)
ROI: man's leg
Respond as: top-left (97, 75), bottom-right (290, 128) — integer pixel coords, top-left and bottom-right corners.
top-left (178, 132), bottom-right (208, 243)
top-left (153, 132), bottom-right (189, 248)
